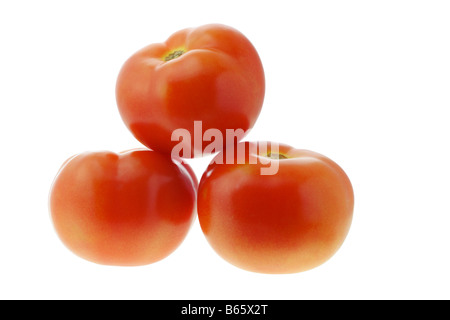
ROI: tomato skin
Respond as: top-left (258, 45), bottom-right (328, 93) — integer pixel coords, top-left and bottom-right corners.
top-left (49, 149), bottom-right (197, 266)
top-left (197, 142), bottom-right (354, 274)
top-left (115, 24), bottom-right (265, 157)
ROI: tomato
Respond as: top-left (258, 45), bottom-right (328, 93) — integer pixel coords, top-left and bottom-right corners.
top-left (49, 149), bottom-right (197, 266)
top-left (197, 142), bottom-right (354, 274)
top-left (115, 24), bottom-right (265, 158)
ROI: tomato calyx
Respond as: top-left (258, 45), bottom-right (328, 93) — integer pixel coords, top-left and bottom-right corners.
top-left (164, 49), bottom-right (186, 61)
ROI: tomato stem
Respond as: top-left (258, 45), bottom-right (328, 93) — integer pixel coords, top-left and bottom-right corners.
top-left (164, 50), bottom-right (185, 61)
top-left (265, 152), bottom-right (288, 160)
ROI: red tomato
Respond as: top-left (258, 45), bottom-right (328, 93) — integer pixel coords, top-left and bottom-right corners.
top-left (115, 24), bottom-right (265, 158)
top-left (197, 142), bottom-right (354, 274)
top-left (49, 149), bottom-right (197, 266)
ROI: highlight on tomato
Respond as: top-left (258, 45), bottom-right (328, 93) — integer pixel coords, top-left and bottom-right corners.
top-left (49, 149), bottom-right (197, 266)
top-left (197, 141), bottom-right (354, 274)
top-left (115, 24), bottom-right (265, 158)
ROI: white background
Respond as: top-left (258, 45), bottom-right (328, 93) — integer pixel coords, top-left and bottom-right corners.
top-left (1, 0), bottom-right (449, 300)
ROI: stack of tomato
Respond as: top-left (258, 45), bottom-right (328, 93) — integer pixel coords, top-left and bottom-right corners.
top-left (49, 24), bottom-right (354, 274)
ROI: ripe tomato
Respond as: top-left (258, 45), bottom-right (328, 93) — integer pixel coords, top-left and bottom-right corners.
top-left (197, 142), bottom-right (354, 274)
top-left (115, 24), bottom-right (265, 158)
top-left (49, 149), bottom-right (197, 266)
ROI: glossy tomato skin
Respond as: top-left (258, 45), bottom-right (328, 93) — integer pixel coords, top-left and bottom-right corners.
top-left (197, 142), bottom-right (354, 274)
top-left (116, 24), bottom-right (265, 157)
top-left (49, 149), bottom-right (197, 266)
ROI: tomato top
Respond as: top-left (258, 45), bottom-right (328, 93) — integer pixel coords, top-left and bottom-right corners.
top-left (116, 24), bottom-right (265, 158)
